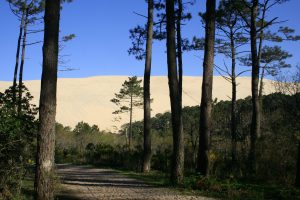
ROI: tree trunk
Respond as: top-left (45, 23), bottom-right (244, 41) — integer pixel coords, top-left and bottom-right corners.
top-left (35, 0), bottom-right (60, 199)
top-left (256, 3), bottom-right (267, 139)
top-left (143, 0), bottom-right (154, 173)
top-left (18, 8), bottom-right (29, 114)
top-left (257, 2), bottom-right (267, 101)
top-left (12, 11), bottom-right (25, 105)
top-left (259, 66), bottom-right (266, 98)
top-left (230, 30), bottom-right (237, 165)
top-left (129, 93), bottom-right (133, 149)
top-left (197, 0), bottom-right (216, 177)
top-left (166, 0), bottom-right (184, 185)
top-left (190, 123), bottom-right (197, 169)
top-left (176, 0), bottom-right (183, 106)
top-left (249, 0), bottom-right (260, 174)
top-left (295, 141), bottom-right (300, 187)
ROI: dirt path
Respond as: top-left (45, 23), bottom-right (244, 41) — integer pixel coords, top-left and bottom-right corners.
top-left (56, 165), bottom-right (215, 200)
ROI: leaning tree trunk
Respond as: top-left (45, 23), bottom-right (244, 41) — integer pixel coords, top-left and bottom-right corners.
top-left (142, 0), bottom-right (154, 173)
top-left (18, 8), bottom-right (29, 114)
top-left (197, 0), bottom-right (216, 177)
top-left (166, 0), bottom-right (184, 185)
top-left (249, 0), bottom-right (260, 174)
top-left (230, 30), bottom-right (237, 164)
top-left (12, 10), bottom-right (25, 105)
top-left (35, 0), bottom-right (60, 199)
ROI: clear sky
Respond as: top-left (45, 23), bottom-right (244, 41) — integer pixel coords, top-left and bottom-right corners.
top-left (0, 0), bottom-right (299, 81)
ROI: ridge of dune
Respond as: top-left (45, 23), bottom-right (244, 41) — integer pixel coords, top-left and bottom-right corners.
top-left (0, 76), bottom-right (275, 131)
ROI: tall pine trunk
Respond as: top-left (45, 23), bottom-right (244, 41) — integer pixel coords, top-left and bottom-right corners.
top-left (129, 93), bottom-right (133, 149)
top-left (176, 0), bottom-right (183, 105)
top-left (143, 0), bottom-right (154, 173)
top-left (257, 2), bottom-right (267, 101)
top-left (197, 0), bottom-right (216, 176)
top-left (166, 0), bottom-right (184, 185)
top-left (18, 8), bottom-right (29, 114)
top-left (249, 0), bottom-right (260, 174)
top-left (35, 0), bottom-right (60, 199)
top-left (230, 30), bottom-right (237, 164)
top-left (12, 11), bottom-right (25, 104)
top-left (257, 3), bottom-right (267, 139)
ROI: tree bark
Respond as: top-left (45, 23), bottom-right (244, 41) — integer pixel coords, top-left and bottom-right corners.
top-left (256, 2), bottom-right (267, 140)
top-left (257, 1), bottom-right (267, 101)
top-left (166, 0), bottom-right (184, 185)
top-left (249, 0), bottom-right (260, 174)
top-left (18, 7), bottom-right (29, 114)
top-left (230, 30), bottom-right (237, 164)
top-left (143, 0), bottom-right (154, 173)
top-left (35, 0), bottom-right (60, 199)
top-left (176, 0), bottom-right (183, 106)
top-left (129, 93), bottom-right (133, 149)
top-left (13, 10), bottom-right (25, 105)
top-left (197, 0), bottom-right (216, 177)
top-left (259, 66), bottom-right (266, 98)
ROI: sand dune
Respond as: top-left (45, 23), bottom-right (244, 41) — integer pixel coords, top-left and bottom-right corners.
top-left (0, 76), bottom-right (275, 131)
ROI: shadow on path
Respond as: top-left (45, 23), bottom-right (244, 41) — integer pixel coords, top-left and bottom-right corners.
top-left (55, 164), bottom-right (150, 200)
top-left (55, 164), bottom-right (212, 200)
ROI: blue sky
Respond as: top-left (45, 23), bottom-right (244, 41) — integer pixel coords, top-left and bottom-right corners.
top-left (0, 0), bottom-right (299, 81)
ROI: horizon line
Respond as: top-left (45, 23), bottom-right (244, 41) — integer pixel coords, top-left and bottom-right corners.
top-left (0, 75), bottom-right (260, 82)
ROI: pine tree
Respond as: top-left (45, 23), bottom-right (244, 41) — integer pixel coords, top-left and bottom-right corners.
top-left (166, 0), bottom-right (184, 184)
top-left (111, 76), bottom-right (143, 149)
top-left (8, 0), bottom-right (44, 108)
top-left (197, 0), bottom-right (216, 177)
top-left (143, 0), bottom-right (154, 173)
top-left (214, 0), bottom-right (249, 165)
top-left (35, 0), bottom-right (60, 199)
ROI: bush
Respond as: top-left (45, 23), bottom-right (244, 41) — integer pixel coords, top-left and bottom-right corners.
top-left (0, 85), bottom-right (38, 199)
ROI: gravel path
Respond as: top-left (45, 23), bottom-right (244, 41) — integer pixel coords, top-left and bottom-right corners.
top-left (56, 165), bottom-right (215, 200)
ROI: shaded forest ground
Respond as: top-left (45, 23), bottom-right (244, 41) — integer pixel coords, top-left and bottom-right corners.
top-left (19, 164), bottom-right (300, 200)
top-left (55, 164), bottom-right (213, 200)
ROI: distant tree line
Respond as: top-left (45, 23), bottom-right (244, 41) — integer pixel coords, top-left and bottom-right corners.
top-left (53, 92), bottom-right (300, 190)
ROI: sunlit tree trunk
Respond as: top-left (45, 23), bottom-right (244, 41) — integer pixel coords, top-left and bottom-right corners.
top-left (143, 0), bottom-right (154, 173)
top-left (197, 0), bottom-right (216, 177)
top-left (166, 0), bottom-right (184, 184)
top-left (35, 0), bottom-right (60, 199)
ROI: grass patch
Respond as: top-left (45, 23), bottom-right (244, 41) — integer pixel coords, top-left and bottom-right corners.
top-left (118, 169), bottom-right (169, 187)
top-left (20, 176), bottom-right (34, 200)
top-left (182, 175), bottom-right (300, 200)
top-left (118, 169), bottom-right (300, 200)
top-left (19, 171), bottom-right (66, 200)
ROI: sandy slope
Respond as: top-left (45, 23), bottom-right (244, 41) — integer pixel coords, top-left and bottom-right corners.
top-left (0, 76), bottom-right (275, 131)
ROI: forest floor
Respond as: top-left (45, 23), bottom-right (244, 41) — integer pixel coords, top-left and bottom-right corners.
top-left (55, 164), bottom-right (215, 200)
